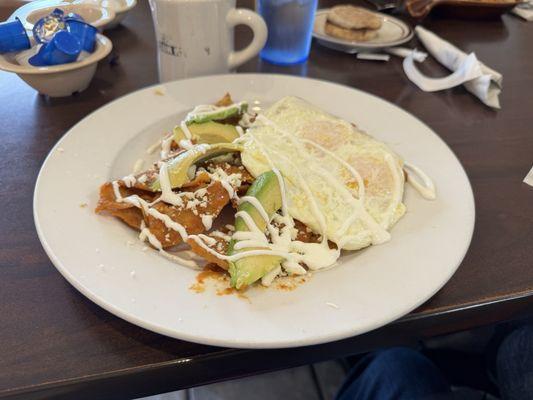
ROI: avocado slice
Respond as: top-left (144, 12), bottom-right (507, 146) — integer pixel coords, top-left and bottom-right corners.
top-left (173, 121), bottom-right (240, 145)
top-left (150, 143), bottom-right (242, 191)
top-left (186, 102), bottom-right (248, 124)
top-left (228, 171), bottom-right (284, 289)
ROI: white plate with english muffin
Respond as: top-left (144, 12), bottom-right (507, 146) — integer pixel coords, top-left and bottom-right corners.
top-left (313, 7), bottom-right (414, 53)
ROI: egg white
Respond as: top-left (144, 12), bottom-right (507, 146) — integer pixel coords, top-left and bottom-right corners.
top-left (240, 96), bottom-right (406, 251)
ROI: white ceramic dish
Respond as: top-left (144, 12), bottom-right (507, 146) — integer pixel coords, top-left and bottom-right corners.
top-left (9, 1), bottom-right (115, 31)
top-left (34, 74), bottom-right (474, 348)
top-left (0, 34), bottom-right (112, 97)
top-left (101, 0), bottom-right (137, 29)
top-left (313, 9), bottom-right (414, 53)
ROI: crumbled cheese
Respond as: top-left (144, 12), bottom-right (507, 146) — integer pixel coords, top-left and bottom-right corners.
top-left (186, 198), bottom-right (202, 210)
top-left (79, 203), bottom-right (88, 208)
top-left (290, 226), bottom-right (298, 240)
top-left (122, 175), bottom-right (136, 188)
top-left (57, 147), bottom-right (65, 153)
top-left (326, 302), bottom-right (339, 309)
top-left (207, 167), bottom-right (243, 198)
top-left (194, 188), bottom-right (208, 198)
top-left (201, 214), bottom-right (213, 230)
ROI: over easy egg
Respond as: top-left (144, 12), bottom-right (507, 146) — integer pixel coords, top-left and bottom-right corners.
top-left (240, 96), bottom-right (406, 251)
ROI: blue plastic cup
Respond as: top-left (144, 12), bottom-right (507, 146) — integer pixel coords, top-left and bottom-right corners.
top-left (29, 30), bottom-right (81, 66)
top-left (258, 0), bottom-right (318, 65)
top-left (66, 19), bottom-right (96, 52)
top-left (0, 18), bottom-right (31, 53)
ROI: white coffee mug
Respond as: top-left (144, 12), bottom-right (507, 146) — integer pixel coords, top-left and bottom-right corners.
top-left (149, 0), bottom-right (267, 82)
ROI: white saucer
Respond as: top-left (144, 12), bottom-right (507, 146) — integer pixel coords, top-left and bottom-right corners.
top-left (313, 9), bottom-right (414, 53)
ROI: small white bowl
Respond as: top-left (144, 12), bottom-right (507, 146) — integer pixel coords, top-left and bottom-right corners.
top-left (0, 34), bottom-right (113, 97)
top-left (10, 1), bottom-right (116, 31)
top-left (101, 0), bottom-right (137, 29)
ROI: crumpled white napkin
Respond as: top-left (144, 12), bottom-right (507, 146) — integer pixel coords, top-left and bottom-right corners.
top-left (355, 47), bottom-right (427, 62)
top-left (524, 165), bottom-right (533, 186)
top-left (386, 47), bottom-right (428, 62)
top-left (403, 26), bottom-right (503, 109)
top-left (512, 1), bottom-right (533, 21)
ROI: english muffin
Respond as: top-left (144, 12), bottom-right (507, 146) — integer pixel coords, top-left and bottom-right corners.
top-left (327, 5), bottom-right (382, 30)
top-left (325, 21), bottom-right (378, 42)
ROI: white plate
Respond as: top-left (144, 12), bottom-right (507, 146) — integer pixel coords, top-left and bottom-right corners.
top-left (34, 74), bottom-right (474, 349)
top-left (313, 9), bottom-right (414, 53)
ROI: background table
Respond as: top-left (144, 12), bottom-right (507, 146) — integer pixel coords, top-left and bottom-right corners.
top-left (1, 1), bottom-right (533, 399)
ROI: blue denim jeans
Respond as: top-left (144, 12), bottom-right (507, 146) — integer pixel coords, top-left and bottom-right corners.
top-left (335, 324), bottom-right (533, 400)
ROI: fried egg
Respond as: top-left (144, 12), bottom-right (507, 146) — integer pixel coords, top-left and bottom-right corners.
top-left (240, 96), bottom-right (406, 251)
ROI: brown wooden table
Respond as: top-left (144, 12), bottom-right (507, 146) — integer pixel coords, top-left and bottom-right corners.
top-left (1, 0), bottom-right (533, 399)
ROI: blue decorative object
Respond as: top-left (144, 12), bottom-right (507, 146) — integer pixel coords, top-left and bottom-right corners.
top-left (29, 30), bottom-right (82, 66)
top-left (66, 19), bottom-right (96, 52)
top-left (0, 18), bottom-right (31, 53)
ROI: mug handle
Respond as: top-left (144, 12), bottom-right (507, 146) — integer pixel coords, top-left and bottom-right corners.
top-left (226, 8), bottom-right (267, 70)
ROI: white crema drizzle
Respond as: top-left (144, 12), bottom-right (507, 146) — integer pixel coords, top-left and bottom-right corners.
top-left (254, 114), bottom-right (391, 245)
top-left (160, 134), bottom-right (174, 159)
top-left (403, 162), bottom-right (436, 200)
top-left (185, 102), bottom-right (247, 123)
top-left (112, 156), bottom-right (290, 271)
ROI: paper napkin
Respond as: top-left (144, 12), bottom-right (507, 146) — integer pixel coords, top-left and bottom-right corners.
top-left (386, 47), bottom-right (428, 62)
top-left (512, 1), bottom-right (533, 21)
top-left (403, 26), bottom-right (502, 109)
top-left (524, 165), bottom-right (533, 186)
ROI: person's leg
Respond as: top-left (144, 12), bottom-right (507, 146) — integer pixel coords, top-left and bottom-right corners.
top-left (336, 347), bottom-right (452, 400)
top-left (496, 324), bottom-right (533, 400)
